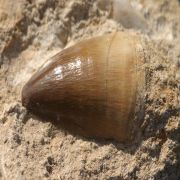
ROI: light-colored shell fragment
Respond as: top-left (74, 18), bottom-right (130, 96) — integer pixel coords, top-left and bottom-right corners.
top-left (98, 0), bottom-right (148, 32)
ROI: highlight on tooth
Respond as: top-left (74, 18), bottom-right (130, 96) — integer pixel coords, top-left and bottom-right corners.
top-left (22, 31), bottom-right (145, 142)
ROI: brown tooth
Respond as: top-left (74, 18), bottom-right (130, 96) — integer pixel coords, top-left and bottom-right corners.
top-left (22, 32), bottom-right (145, 142)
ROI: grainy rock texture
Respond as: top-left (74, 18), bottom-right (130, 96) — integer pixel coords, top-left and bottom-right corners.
top-left (0, 0), bottom-right (179, 179)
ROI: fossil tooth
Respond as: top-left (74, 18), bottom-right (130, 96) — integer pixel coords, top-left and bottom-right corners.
top-left (22, 31), bottom-right (145, 142)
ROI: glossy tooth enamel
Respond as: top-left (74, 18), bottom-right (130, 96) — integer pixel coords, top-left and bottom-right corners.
top-left (22, 32), bottom-right (145, 142)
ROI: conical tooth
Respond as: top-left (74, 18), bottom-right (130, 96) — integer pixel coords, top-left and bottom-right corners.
top-left (22, 31), bottom-right (145, 142)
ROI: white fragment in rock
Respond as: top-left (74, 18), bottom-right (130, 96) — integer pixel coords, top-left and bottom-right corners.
top-left (98, 0), bottom-right (148, 32)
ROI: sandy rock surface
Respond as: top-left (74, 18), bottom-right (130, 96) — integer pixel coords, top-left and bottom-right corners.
top-left (0, 0), bottom-right (179, 179)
